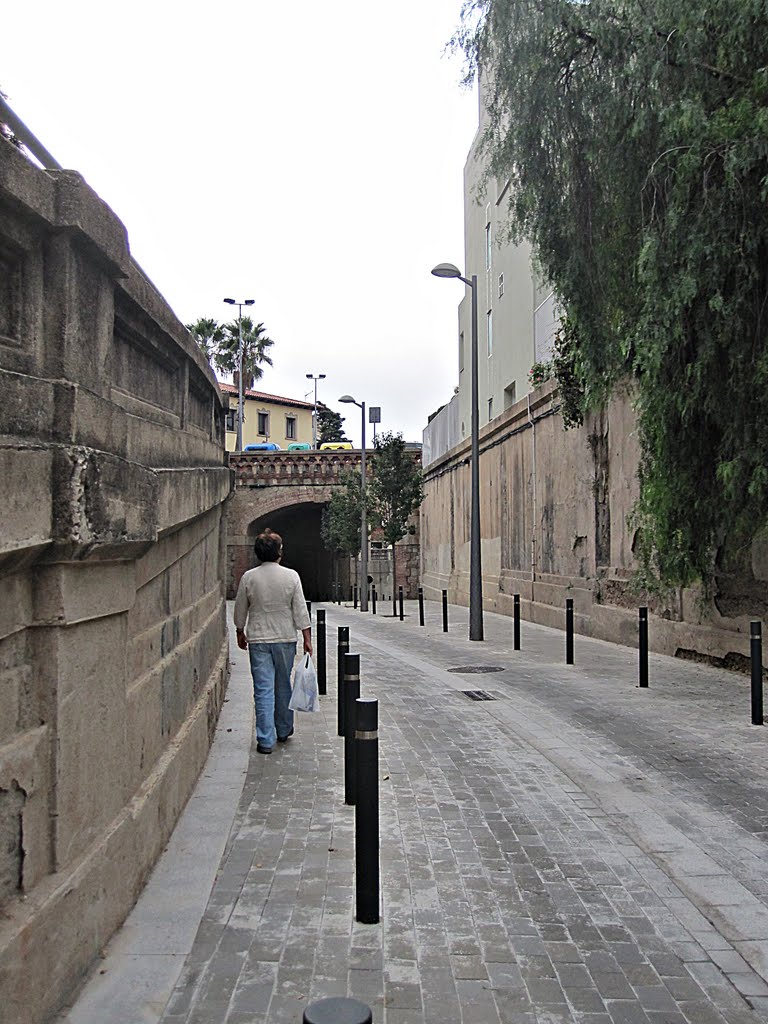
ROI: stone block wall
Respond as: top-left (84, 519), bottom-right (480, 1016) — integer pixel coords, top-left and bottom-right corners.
top-left (421, 380), bottom-right (767, 670)
top-left (0, 138), bottom-right (231, 1024)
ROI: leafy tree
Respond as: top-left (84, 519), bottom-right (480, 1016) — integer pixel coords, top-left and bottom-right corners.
top-left (321, 471), bottom-right (365, 556)
top-left (186, 317), bottom-right (224, 361)
top-left (368, 432), bottom-right (424, 586)
top-left (317, 407), bottom-right (350, 444)
top-left (215, 317), bottom-right (274, 390)
top-left (455, 0), bottom-right (768, 590)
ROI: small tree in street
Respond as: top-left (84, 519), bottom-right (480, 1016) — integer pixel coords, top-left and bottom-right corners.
top-left (317, 407), bottom-right (350, 444)
top-left (368, 432), bottom-right (424, 589)
top-left (321, 472), bottom-right (366, 584)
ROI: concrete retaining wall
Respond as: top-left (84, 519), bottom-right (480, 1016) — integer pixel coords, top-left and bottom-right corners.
top-left (421, 380), bottom-right (767, 670)
top-left (0, 138), bottom-right (231, 1023)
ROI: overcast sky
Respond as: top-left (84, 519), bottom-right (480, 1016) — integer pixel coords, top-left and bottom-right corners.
top-left (3, 1), bottom-right (479, 446)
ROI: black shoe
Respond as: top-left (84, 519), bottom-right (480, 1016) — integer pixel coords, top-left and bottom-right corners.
top-left (256, 743), bottom-right (273, 754)
top-left (277, 728), bottom-right (295, 744)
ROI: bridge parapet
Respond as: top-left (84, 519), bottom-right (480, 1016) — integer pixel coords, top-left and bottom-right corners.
top-left (230, 450), bottom-right (362, 486)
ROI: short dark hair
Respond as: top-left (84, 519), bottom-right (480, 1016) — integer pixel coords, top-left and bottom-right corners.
top-left (254, 529), bottom-right (282, 562)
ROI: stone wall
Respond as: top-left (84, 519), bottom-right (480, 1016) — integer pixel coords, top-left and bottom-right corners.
top-left (0, 138), bottom-right (231, 1024)
top-left (421, 380), bottom-right (767, 669)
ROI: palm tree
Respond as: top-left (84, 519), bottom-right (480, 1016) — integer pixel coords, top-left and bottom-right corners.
top-left (215, 317), bottom-right (275, 390)
top-left (186, 318), bottom-right (224, 361)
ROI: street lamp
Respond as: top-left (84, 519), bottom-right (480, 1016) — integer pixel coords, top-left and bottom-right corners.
top-left (306, 373), bottom-right (326, 448)
top-left (431, 262), bottom-right (484, 641)
top-left (223, 297), bottom-right (255, 451)
top-left (339, 394), bottom-right (368, 612)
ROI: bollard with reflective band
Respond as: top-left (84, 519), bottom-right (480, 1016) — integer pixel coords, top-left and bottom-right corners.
top-left (751, 621), bottom-right (764, 726)
top-left (566, 598), bottom-right (574, 665)
top-left (639, 607), bottom-right (649, 688)
top-left (372, 587), bottom-right (377, 615)
top-left (418, 587), bottom-right (425, 626)
top-left (343, 653), bottom-right (361, 805)
top-left (317, 609), bottom-right (327, 695)
top-left (337, 626), bottom-right (349, 737)
top-left (398, 586), bottom-right (404, 621)
top-left (442, 590), bottom-right (448, 633)
top-left (355, 697), bottom-right (379, 924)
top-left (513, 594), bottom-right (521, 651)
top-left (303, 996), bottom-right (373, 1024)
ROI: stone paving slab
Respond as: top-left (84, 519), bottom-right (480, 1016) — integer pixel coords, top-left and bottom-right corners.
top-left (148, 600), bottom-right (768, 1024)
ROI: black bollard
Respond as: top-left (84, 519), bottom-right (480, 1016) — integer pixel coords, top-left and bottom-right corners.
top-left (317, 609), bottom-right (327, 695)
top-left (418, 586), bottom-right (425, 626)
top-left (392, 590), bottom-right (397, 618)
top-left (442, 590), bottom-right (448, 633)
top-left (751, 620), bottom-right (764, 726)
top-left (566, 598), bottom-right (574, 665)
top-left (337, 626), bottom-right (349, 736)
top-left (353, 585), bottom-right (358, 610)
top-left (513, 594), bottom-right (521, 651)
top-left (398, 586), bottom-right (404, 621)
top-left (343, 653), bottom-right (361, 805)
top-left (303, 996), bottom-right (372, 1024)
top-left (372, 586), bottom-right (377, 615)
top-left (355, 697), bottom-right (380, 924)
top-left (639, 607), bottom-right (649, 688)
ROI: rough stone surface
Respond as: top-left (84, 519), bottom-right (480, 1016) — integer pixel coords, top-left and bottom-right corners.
top-left (0, 137), bottom-right (230, 1024)
top-left (421, 380), bottom-right (767, 671)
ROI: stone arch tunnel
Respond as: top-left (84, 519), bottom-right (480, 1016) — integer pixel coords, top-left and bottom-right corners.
top-left (246, 500), bottom-right (336, 601)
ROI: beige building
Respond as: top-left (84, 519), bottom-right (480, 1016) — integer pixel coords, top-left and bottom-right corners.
top-left (424, 83), bottom-right (558, 465)
top-left (220, 382), bottom-right (316, 451)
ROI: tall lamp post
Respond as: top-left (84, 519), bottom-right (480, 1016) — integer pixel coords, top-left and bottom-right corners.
top-left (339, 394), bottom-right (368, 612)
top-left (431, 263), bottom-right (484, 641)
top-left (306, 373), bottom-right (326, 448)
top-left (223, 297), bottom-right (255, 451)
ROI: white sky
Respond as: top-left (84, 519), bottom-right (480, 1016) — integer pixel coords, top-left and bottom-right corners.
top-left (3, 1), bottom-right (479, 447)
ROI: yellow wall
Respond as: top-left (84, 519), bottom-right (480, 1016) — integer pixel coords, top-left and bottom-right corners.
top-left (225, 394), bottom-right (315, 452)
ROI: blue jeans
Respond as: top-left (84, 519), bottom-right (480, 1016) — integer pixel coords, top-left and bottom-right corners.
top-left (248, 642), bottom-right (297, 749)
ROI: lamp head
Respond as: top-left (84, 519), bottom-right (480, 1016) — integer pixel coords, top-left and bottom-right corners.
top-left (223, 297), bottom-right (236, 304)
top-left (320, 374), bottom-right (327, 379)
top-left (431, 262), bottom-right (462, 279)
top-left (244, 299), bottom-right (255, 306)
top-left (338, 395), bottom-right (356, 404)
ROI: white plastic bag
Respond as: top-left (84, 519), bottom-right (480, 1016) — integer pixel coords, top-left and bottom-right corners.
top-left (289, 653), bottom-right (320, 713)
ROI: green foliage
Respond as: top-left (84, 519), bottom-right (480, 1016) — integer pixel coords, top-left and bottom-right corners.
top-left (455, 0), bottom-right (768, 588)
top-left (321, 471), bottom-right (364, 556)
top-left (186, 318), bottom-right (224, 361)
top-left (368, 432), bottom-right (425, 549)
top-left (316, 407), bottom-right (350, 444)
top-left (186, 316), bottom-right (274, 389)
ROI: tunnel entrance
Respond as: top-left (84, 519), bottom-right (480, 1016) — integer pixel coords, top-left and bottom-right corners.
top-left (247, 501), bottom-right (339, 601)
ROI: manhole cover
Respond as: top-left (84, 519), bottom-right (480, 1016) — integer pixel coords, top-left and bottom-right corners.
top-left (461, 690), bottom-right (497, 701)
top-left (447, 666), bottom-right (504, 674)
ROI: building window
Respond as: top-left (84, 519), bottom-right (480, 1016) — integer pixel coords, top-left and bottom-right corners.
top-left (488, 397), bottom-right (494, 421)
top-left (286, 416), bottom-right (296, 440)
top-left (487, 310), bottom-right (493, 358)
top-left (459, 331), bottom-right (464, 373)
top-left (257, 411), bottom-right (269, 436)
top-left (498, 273), bottom-right (504, 299)
top-left (504, 380), bottom-right (517, 410)
top-left (225, 409), bottom-right (236, 432)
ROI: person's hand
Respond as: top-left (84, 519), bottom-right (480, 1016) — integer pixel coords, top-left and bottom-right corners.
top-left (236, 629), bottom-right (248, 651)
top-left (303, 637), bottom-right (313, 656)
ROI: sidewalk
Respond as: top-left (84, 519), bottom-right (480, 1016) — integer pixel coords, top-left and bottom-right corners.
top-left (63, 600), bottom-right (768, 1023)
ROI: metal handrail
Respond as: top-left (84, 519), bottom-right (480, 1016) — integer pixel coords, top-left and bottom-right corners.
top-left (0, 94), bottom-right (61, 170)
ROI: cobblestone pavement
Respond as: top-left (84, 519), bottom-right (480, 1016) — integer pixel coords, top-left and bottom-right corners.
top-left (159, 601), bottom-right (768, 1024)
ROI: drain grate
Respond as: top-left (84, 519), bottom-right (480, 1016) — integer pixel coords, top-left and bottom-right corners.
top-left (447, 666), bottom-right (504, 674)
top-left (461, 689), bottom-right (497, 701)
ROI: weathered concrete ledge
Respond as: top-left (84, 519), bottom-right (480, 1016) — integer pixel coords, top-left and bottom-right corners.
top-left (0, 137), bottom-right (232, 1024)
